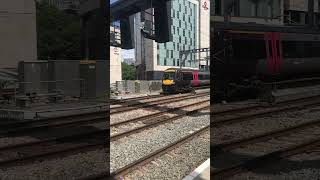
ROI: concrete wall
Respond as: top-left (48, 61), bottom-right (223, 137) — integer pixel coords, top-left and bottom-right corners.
top-left (110, 26), bottom-right (122, 84)
top-left (110, 46), bottom-right (122, 84)
top-left (18, 61), bottom-right (49, 94)
top-left (115, 80), bottom-right (162, 93)
top-left (0, 0), bottom-right (37, 68)
top-left (48, 60), bottom-right (80, 97)
top-left (199, 0), bottom-right (210, 68)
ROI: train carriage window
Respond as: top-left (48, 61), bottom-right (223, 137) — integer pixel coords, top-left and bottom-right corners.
top-left (233, 39), bottom-right (266, 60)
top-left (282, 41), bottom-right (320, 58)
top-left (163, 72), bottom-right (175, 80)
top-left (199, 74), bottom-right (204, 80)
top-left (182, 73), bottom-right (193, 80)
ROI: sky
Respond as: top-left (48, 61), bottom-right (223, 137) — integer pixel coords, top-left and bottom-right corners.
top-left (110, 0), bottom-right (135, 60)
top-left (110, 0), bottom-right (118, 4)
top-left (121, 49), bottom-right (135, 59)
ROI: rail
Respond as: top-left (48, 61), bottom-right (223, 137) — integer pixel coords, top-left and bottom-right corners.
top-left (34, 104), bottom-right (108, 119)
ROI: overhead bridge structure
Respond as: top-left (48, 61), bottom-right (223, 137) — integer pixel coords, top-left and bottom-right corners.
top-left (110, 0), bottom-right (173, 49)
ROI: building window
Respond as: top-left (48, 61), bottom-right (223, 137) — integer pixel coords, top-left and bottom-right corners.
top-left (214, 0), bottom-right (221, 15)
top-left (164, 58), bottom-right (167, 66)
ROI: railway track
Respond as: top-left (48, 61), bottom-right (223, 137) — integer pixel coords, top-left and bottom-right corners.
top-left (111, 101), bottom-right (210, 141)
top-left (0, 91), bottom-right (209, 173)
top-left (109, 86), bottom-right (210, 106)
top-left (0, 92), bottom-right (208, 136)
top-left (212, 118), bottom-right (320, 179)
top-left (111, 126), bottom-right (209, 179)
top-left (212, 96), bottom-right (320, 127)
top-left (0, 110), bottom-right (107, 136)
top-left (110, 95), bottom-right (210, 127)
top-left (100, 99), bottom-right (209, 179)
top-left (0, 91), bottom-right (208, 136)
top-left (80, 126), bottom-right (209, 180)
top-left (0, 128), bottom-right (107, 168)
top-left (0, 108), bottom-right (109, 176)
top-left (110, 91), bottom-right (209, 114)
top-left (110, 94), bottom-right (164, 105)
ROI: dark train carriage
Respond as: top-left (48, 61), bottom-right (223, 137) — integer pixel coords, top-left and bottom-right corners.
top-left (212, 22), bottom-right (320, 100)
top-left (162, 68), bottom-right (210, 93)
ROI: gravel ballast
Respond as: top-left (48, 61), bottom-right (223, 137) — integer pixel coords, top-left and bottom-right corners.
top-left (231, 149), bottom-right (320, 180)
top-left (110, 108), bottom-right (210, 173)
top-left (124, 131), bottom-right (210, 180)
top-left (213, 105), bottom-right (320, 145)
top-left (0, 148), bottom-right (109, 180)
top-left (213, 104), bottom-right (320, 179)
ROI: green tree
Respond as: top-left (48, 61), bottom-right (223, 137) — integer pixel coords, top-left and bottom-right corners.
top-left (122, 62), bottom-right (136, 80)
top-left (36, 1), bottom-right (81, 60)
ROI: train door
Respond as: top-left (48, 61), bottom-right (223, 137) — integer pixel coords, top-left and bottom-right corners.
top-left (176, 70), bottom-right (183, 91)
top-left (193, 71), bottom-right (199, 86)
top-left (265, 32), bottom-right (283, 75)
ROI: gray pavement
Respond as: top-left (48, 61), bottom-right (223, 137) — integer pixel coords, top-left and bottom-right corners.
top-left (183, 158), bottom-right (210, 180)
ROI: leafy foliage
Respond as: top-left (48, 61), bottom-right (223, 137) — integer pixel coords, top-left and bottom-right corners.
top-left (36, 1), bottom-right (81, 60)
top-left (122, 62), bottom-right (136, 80)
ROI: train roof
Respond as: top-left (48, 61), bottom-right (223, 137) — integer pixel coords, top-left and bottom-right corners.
top-left (212, 22), bottom-right (320, 42)
top-left (164, 68), bottom-right (210, 73)
top-left (213, 21), bottom-right (320, 35)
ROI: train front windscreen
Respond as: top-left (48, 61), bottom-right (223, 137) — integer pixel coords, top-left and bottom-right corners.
top-left (163, 72), bottom-right (175, 80)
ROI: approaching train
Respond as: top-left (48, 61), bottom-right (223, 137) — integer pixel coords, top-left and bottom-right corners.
top-left (212, 22), bottom-right (320, 101)
top-left (162, 68), bottom-right (210, 93)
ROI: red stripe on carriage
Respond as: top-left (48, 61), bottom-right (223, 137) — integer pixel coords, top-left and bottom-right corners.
top-left (193, 71), bottom-right (199, 86)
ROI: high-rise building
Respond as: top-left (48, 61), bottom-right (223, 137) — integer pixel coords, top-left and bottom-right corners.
top-left (134, 0), bottom-right (210, 80)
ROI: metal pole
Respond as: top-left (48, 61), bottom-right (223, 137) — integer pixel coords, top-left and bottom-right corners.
top-left (179, 46), bottom-right (182, 69)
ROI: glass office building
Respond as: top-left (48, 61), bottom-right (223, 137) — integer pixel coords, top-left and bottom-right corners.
top-left (157, 0), bottom-right (198, 68)
top-left (134, 0), bottom-right (209, 80)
